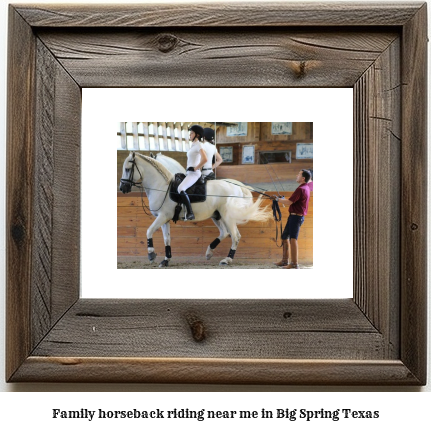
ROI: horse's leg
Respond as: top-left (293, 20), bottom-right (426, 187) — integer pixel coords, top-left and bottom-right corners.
top-left (146, 215), bottom-right (170, 263)
top-left (206, 218), bottom-right (229, 260)
top-left (219, 218), bottom-right (241, 266)
top-left (158, 222), bottom-right (171, 268)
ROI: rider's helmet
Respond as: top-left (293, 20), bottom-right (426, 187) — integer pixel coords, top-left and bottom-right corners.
top-left (203, 127), bottom-right (215, 144)
top-left (188, 124), bottom-right (204, 141)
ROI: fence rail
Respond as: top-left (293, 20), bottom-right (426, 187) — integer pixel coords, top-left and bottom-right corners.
top-left (117, 122), bottom-right (191, 152)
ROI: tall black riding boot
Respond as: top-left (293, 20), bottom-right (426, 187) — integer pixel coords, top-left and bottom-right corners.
top-left (179, 191), bottom-right (195, 220)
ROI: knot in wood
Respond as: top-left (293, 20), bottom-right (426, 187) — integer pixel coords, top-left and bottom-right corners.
top-left (156, 34), bottom-right (179, 53)
top-left (11, 222), bottom-right (25, 245)
top-left (411, 223), bottom-right (419, 231)
top-left (186, 314), bottom-right (206, 342)
top-left (283, 312), bottom-right (292, 319)
top-left (292, 61), bottom-right (307, 79)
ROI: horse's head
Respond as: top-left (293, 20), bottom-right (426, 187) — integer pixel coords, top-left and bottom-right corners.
top-left (119, 152), bottom-right (142, 194)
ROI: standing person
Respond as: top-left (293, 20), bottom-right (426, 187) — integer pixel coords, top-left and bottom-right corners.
top-left (177, 125), bottom-right (208, 220)
top-left (274, 169), bottom-right (312, 269)
top-left (201, 127), bottom-right (223, 179)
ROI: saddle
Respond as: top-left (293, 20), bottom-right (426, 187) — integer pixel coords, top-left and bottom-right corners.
top-left (169, 173), bottom-right (208, 204)
top-left (170, 173), bottom-right (221, 223)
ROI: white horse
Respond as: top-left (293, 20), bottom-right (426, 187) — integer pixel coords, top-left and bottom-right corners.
top-left (150, 152), bottom-right (255, 261)
top-left (120, 152), bottom-right (271, 267)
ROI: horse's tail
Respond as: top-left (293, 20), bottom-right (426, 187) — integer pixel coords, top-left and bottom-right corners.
top-left (225, 194), bottom-right (272, 225)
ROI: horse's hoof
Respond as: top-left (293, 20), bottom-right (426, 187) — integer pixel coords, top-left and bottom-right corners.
top-left (219, 257), bottom-right (233, 266)
top-left (148, 252), bottom-right (157, 262)
top-left (158, 259), bottom-right (169, 268)
top-left (205, 246), bottom-right (213, 260)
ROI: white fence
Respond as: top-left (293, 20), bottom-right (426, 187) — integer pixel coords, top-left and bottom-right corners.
top-left (117, 122), bottom-right (192, 152)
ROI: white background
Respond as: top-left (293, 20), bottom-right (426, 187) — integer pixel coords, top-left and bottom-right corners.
top-left (0, 0), bottom-right (430, 426)
top-left (81, 87), bottom-right (353, 299)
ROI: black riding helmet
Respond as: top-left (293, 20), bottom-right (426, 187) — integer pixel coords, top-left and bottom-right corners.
top-left (188, 124), bottom-right (204, 141)
top-left (203, 127), bottom-right (215, 144)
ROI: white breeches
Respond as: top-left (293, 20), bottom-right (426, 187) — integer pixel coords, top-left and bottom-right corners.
top-left (177, 170), bottom-right (201, 193)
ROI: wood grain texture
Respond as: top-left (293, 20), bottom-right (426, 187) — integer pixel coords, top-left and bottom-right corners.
top-left (32, 299), bottom-right (380, 359)
top-left (6, 8), bottom-right (36, 381)
top-left (11, 357), bottom-right (419, 385)
top-left (50, 55), bottom-right (81, 325)
top-left (32, 40), bottom-right (81, 349)
top-left (36, 29), bottom-right (398, 87)
top-left (32, 40), bottom-right (56, 347)
top-left (6, 2), bottom-right (427, 385)
top-left (353, 38), bottom-right (401, 359)
top-left (15, 2), bottom-right (423, 27)
top-left (400, 3), bottom-right (428, 384)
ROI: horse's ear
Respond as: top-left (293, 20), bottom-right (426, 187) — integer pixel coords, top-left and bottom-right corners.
top-left (150, 152), bottom-right (155, 158)
top-left (132, 151), bottom-right (136, 158)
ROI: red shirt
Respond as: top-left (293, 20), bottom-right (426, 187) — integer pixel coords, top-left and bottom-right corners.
top-left (289, 183), bottom-right (310, 216)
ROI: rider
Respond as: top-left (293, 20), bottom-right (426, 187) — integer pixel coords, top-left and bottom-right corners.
top-left (177, 124), bottom-right (208, 220)
top-left (202, 127), bottom-right (223, 179)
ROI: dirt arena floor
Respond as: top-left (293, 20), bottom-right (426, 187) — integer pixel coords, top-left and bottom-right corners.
top-left (118, 256), bottom-right (313, 269)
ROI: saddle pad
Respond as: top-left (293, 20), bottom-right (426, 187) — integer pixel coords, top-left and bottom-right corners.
top-left (169, 173), bottom-right (207, 203)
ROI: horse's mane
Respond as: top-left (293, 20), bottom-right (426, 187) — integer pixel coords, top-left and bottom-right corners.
top-left (156, 153), bottom-right (184, 168)
top-left (135, 153), bottom-right (173, 183)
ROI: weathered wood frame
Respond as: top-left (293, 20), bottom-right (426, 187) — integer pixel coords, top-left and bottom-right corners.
top-left (6, 2), bottom-right (427, 384)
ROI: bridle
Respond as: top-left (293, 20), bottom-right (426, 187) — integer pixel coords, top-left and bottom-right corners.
top-left (120, 153), bottom-right (143, 189)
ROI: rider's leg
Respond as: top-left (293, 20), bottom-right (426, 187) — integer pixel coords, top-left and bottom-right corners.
top-left (177, 171), bottom-right (200, 220)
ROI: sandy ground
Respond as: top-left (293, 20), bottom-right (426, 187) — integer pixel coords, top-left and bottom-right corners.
top-left (118, 256), bottom-right (313, 269)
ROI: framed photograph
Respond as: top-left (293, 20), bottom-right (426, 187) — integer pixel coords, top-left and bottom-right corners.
top-left (272, 122), bottom-right (292, 135)
top-left (226, 122), bottom-right (248, 136)
top-left (6, 3), bottom-right (427, 385)
top-left (296, 143), bottom-right (313, 159)
top-left (241, 145), bottom-right (255, 164)
top-left (219, 146), bottom-right (233, 163)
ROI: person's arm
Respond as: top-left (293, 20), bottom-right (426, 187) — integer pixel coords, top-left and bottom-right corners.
top-left (280, 198), bottom-right (293, 207)
top-left (281, 188), bottom-right (300, 207)
top-left (213, 151), bottom-right (223, 169)
top-left (195, 148), bottom-right (208, 171)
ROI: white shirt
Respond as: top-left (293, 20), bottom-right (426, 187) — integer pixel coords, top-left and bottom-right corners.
top-left (187, 141), bottom-right (203, 169)
top-left (202, 141), bottom-right (216, 171)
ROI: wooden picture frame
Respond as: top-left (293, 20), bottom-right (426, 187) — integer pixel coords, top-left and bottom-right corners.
top-left (6, 2), bottom-right (427, 384)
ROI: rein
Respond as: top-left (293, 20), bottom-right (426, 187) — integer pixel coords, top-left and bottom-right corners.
top-left (137, 184), bottom-right (171, 216)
